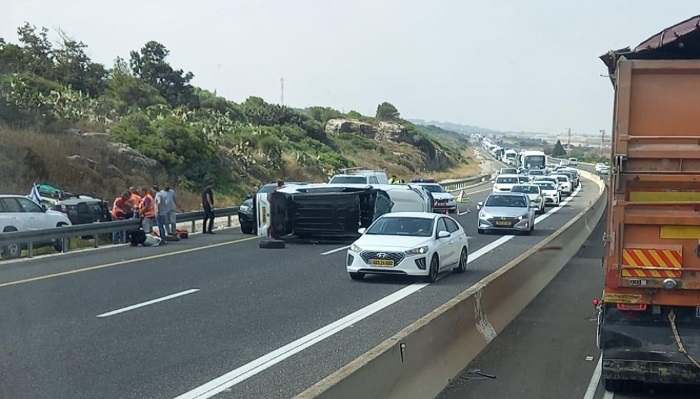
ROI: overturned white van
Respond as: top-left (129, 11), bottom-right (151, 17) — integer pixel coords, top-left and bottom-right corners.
top-left (256, 183), bottom-right (434, 239)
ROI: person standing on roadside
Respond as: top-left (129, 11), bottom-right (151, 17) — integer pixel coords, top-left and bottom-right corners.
top-left (128, 186), bottom-right (142, 218)
top-left (111, 191), bottom-right (132, 244)
top-left (153, 185), bottom-right (167, 244)
top-left (161, 183), bottom-right (182, 236)
top-left (202, 180), bottom-right (216, 234)
top-left (139, 187), bottom-right (156, 235)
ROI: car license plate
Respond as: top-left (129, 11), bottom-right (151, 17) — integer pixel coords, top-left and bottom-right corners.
top-left (370, 259), bottom-right (394, 267)
top-left (495, 221), bottom-right (512, 226)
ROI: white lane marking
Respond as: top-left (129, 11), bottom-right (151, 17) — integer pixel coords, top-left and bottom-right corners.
top-left (583, 356), bottom-right (602, 399)
top-left (172, 283), bottom-right (428, 399)
top-left (96, 289), bottom-right (200, 318)
top-left (320, 245), bottom-right (350, 256)
top-left (174, 182), bottom-right (589, 398)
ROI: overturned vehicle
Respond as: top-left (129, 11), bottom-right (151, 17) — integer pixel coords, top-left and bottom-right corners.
top-left (256, 184), bottom-right (434, 239)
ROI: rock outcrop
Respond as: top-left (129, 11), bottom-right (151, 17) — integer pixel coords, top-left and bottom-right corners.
top-left (325, 119), bottom-right (375, 138)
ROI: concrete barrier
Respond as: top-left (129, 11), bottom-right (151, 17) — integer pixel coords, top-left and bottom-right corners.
top-left (294, 170), bottom-right (606, 399)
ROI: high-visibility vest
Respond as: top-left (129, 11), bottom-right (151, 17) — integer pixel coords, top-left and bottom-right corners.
top-left (139, 193), bottom-right (156, 219)
top-left (130, 193), bottom-right (142, 208)
top-left (112, 197), bottom-right (128, 219)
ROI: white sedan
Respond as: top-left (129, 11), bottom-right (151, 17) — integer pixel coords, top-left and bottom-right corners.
top-left (346, 212), bottom-right (469, 283)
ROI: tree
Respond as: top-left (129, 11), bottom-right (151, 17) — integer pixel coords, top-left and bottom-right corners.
top-left (551, 139), bottom-right (567, 157)
top-left (16, 23), bottom-right (55, 80)
top-left (129, 41), bottom-right (199, 108)
top-left (0, 38), bottom-right (25, 74)
top-left (375, 102), bottom-right (400, 121)
top-left (54, 29), bottom-right (107, 97)
top-left (104, 57), bottom-right (167, 111)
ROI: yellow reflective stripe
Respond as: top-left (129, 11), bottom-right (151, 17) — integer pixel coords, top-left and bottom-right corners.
top-left (630, 191), bottom-right (700, 202)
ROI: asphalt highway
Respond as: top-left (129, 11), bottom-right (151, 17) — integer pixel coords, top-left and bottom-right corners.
top-left (437, 209), bottom-right (700, 399)
top-left (0, 176), bottom-right (600, 399)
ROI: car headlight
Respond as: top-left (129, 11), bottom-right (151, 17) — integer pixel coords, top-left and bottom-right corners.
top-left (479, 211), bottom-right (490, 219)
top-left (405, 246), bottom-right (429, 255)
top-left (239, 205), bottom-right (250, 212)
top-left (517, 215), bottom-right (524, 220)
top-left (350, 243), bottom-right (363, 252)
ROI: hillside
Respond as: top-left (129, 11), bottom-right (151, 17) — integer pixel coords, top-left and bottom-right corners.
top-left (0, 24), bottom-right (477, 208)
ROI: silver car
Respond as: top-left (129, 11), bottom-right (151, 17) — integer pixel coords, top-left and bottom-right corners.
top-left (476, 192), bottom-right (536, 235)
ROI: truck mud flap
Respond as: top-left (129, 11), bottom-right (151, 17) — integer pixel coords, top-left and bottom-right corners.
top-left (600, 305), bottom-right (700, 385)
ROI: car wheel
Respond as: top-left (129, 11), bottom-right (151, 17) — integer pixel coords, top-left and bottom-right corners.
top-left (240, 224), bottom-right (253, 234)
top-left (424, 254), bottom-right (440, 283)
top-left (453, 247), bottom-right (468, 273)
top-left (349, 272), bottom-right (365, 280)
top-left (477, 228), bottom-right (484, 234)
top-left (53, 223), bottom-right (70, 253)
top-left (2, 243), bottom-right (21, 260)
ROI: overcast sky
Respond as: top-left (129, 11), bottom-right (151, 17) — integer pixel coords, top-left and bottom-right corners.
top-left (2, 1), bottom-right (698, 135)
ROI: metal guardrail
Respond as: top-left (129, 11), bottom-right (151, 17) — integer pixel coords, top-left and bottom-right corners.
top-left (439, 174), bottom-right (491, 191)
top-left (0, 207), bottom-right (239, 258)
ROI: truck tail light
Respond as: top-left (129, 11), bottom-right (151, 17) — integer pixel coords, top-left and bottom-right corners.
top-left (616, 303), bottom-right (647, 312)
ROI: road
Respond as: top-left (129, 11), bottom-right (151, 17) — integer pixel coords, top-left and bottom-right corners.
top-left (436, 208), bottom-right (700, 399)
top-left (0, 177), bottom-right (599, 399)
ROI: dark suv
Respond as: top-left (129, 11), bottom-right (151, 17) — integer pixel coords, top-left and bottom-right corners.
top-left (238, 181), bottom-right (311, 234)
top-left (52, 197), bottom-right (111, 225)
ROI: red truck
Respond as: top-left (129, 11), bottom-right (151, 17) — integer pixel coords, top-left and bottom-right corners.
top-left (597, 15), bottom-right (700, 391)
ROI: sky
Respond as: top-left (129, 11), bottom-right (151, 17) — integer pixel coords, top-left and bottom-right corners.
top-left (2, 1), bottom-right (699, 135)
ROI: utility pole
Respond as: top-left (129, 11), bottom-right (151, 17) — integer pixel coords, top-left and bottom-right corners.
top-left (567, 128), bottom-right (572, 149)
top-left (280, 77), bottom-right (284, 105)
top-left (600, 129), bottom-right (606, 155)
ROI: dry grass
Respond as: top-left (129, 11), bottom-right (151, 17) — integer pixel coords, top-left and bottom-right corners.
top-left (0, 127), bottom-right (211, 210)
top-left (430, 148), bottom-right (482, 181)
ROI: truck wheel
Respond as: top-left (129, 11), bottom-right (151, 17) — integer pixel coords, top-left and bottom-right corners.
top-left (259, 238), bottom-right (285, 249)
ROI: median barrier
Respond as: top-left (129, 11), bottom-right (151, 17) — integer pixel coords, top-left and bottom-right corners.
top-left (294, 170), bottom-right (606, 399)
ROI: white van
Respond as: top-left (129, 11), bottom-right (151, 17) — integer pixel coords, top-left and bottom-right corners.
top-left (256, 183), bottom-right (433, 239)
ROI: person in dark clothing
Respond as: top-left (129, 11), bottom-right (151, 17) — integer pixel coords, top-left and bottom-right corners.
top-left (202, 180), bottom-right (216, 234)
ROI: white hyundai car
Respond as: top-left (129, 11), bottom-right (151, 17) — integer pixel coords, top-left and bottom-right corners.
top-left (346, 212), bottom-right (469, 283)
top-left (510, 184), bottom-right (545, 214)
top-left (492, 174), bottom-right (521, 193)
top-left (532, 180), bottom-right (561, 206)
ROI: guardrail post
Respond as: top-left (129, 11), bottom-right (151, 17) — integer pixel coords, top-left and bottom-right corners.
top-left (94, 234), bottom-right (99, 248)
top-left (227, 215), bottom-right (232, 227)
top-left (28, 241), bottom-right (33, 258)
top-left (191, 220), bottom-right (196, 233)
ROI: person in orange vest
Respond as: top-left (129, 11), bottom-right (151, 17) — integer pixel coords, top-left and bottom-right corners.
top-left (128, 186), bottom-right (142, 218)
top-left (139, 187), bottom-right (156, 236)
top-left (111, 191), bottom-right (132, 244)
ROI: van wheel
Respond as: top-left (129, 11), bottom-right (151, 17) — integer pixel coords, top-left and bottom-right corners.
top-left (259, 238), bottom-right (285, 249)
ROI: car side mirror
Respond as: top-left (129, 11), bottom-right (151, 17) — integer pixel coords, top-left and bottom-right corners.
top-left (476, 201), bottom-right (483, 209)
top-left (41, 204), bottom-right (48, 212)
top-left (437, 230), bottom-right (451, 239)
top-left (357, 227), bottom-right (366, 235)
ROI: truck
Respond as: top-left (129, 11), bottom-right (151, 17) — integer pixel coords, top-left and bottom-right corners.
top-left (517, 150), bottom-right (546, 171)
top-left (503, 149), bottom-right (518, 165)
top-left (596, 15), bottom-right (700, 392)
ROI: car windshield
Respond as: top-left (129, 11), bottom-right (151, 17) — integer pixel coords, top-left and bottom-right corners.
top-left (364, 217), bottom-right (434, 237)
top-left (511, 185), bottom-right (539, 194)
top-left (257, 184), bottom-right (279, 194)
top-left (420, 184), bottom-right (444, 193)
top-left (555, 176), bottom-right (568, 182)
top-left (528, 170), bottom-right (545, 175)
top-left (501, 169), bottom-right (517, 174)
top-left (496, 177), bottom-right (518, 184)
top-left (485, 195), bottom-right (527, 208)
top-left (534, 182), bottom-right (556, 190)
